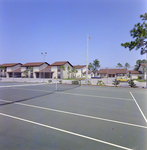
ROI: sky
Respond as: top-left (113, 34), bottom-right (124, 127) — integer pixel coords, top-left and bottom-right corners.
top-left (0, 0), bottom-right (147, 68)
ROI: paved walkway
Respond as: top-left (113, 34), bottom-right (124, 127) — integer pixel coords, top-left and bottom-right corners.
top-left (0, 77), bottom-right (147, 88)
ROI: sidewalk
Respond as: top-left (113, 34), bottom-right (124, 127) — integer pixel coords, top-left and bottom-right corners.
top-left (0, 77), bottom-right (146, 88)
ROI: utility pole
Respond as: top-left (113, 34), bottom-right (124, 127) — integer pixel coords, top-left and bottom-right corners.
top-left (146, 51), bottom-right (147, 88)
top-left (41, 52), bottom-right (47, 83)
top-left (141, 49), bottom-right (147, 88)
top-left (86, 35), bottom-right (91, 85)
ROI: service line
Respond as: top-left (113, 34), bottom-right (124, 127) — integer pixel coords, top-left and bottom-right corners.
top-left (0, 112), bottom-right (133, 150)
top-left (0, 99), bottom-right (146, 129)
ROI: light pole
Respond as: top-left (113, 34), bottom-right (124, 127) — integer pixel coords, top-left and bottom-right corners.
top-left (86, 35), bottom-right (91, 85)
top-left (41, 52), bottom-right (47, 82)
top-left (145, 50), bottom-right (147, 88)
top-left (141, 49), bottom-right (147, 88)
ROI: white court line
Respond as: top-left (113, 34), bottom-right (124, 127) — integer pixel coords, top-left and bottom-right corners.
top-left (6, 87), bottom-right (133, 101)
top-left (130, 92), bottom-right (147, 123)
top-left (57, 92), bottom-right (133, 101)
top-left (0, 99), bottom-right (146, 129)
top-left (79, 86), bottom-right (147, 95)
top-left (0, 112), bottom-right (133, 150)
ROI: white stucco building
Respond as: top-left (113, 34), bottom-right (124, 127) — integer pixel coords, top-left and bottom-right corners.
top-left (73, 65), bottom-right (87, 78)
top-left (0, 63), bottom-right (22, 78)
top-left (51, 61), bottom-right (73, 79)
top-left (21, 62), bottom-right (50, 78)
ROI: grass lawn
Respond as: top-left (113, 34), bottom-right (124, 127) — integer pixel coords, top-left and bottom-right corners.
top-left (63, 78), bottom-right (76, 80)
top-left (64, 78), bottom-right (86, 80)
top-left (134, 79), bottom-right (147, 82)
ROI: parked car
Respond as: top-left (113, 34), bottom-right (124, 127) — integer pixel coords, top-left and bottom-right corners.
top-left (116, 77), bottom-right (131, 82)
top-left (91, 76), bottom-right (102, 79)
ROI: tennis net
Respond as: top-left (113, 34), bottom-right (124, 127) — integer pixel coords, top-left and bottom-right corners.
top-left (0, 82), bottom-right (80, 105)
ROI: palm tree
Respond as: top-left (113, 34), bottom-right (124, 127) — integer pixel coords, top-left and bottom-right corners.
top-left (124, 63), bottom-right (130, 77)
top-left (59, 66), bottom-right (65, 79)
top-left (125, 63), bottom-right (130, 70)
top-left (116, 63), bottom-right (123, 68)
top-left (67, 66), bottom-right (71, 78)
top-left (89, 59), bottom-right (100, 76)
top-left (28, 67), bottom-right (33, 78)
top-left (23, 70), bottom-right (29, 78)
top-left (72, 67), bottom-right (78, 78)
top-left (93, 59), bottom-right (100, 75)
top-left (88, 63), bottom-right (93, 71)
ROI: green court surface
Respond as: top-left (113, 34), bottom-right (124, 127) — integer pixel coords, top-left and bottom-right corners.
top-left (0, 82), bottom-right (147, 150)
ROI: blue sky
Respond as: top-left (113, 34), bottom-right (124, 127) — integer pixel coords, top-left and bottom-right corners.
top-left (0, 0), bottom-right (147, 68)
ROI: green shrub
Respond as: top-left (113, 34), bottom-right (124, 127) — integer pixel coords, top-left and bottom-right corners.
top-left (59, 80), bottom-right (62, 84)
top-left (112, 79), bottom-right (120, 86)
top-left (137, 75), bottom-right (142, 79)
top-left (48, 80), bottom-right (52, 83)
top-left (87, 80), bottom-right (91, 85)
top-left (97, 80), bottom-right (105, 86)
top-left (72, 80), bottom-right (79, 85)
top-left (128, 80), bottom-right (137, 87)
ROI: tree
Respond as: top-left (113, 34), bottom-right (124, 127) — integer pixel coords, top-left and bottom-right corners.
top-left (88, 63), bottom-right (93, 71)
top-left (116, 63), bottom-right (123, 68)
top-left (134, 59), bottom-right (147, 71)
top-left (59, 66), bottom-right (65, 79)
top-left (23, 70), bottom-right (29, 78)
top-left (124, 62), bottom-right (130, 69)
top-left (67, 66), bottom-right (71, 78)
top-left (28, 67), bottom-right (33, 78)
top-left (121, 13), bottom-right (147, 54)
top-left (22, 67), bottom-right (33, 78)
top-left (88, 59), bottom-right (100, 76)
top-left (71, 66), bottom-right (78, 78)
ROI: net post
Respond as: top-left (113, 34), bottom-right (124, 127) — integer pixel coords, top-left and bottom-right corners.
top-left (55, 81), bottom-right (57, 91)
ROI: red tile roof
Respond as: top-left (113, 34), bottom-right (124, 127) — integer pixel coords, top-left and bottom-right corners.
top-left (21, 62), bottom-right (49, 67)
top-left (141, 63), bottom-right (147, 67)
top-left (51, 61), bottom-right (73, 67)
top-left (73, 65), bottom-right (86, 69)
top-left (36, 66), bottom-right (53, 73)
top-left (98, 69), bottom-right (127, 74)
top-left (128, 70), bottom-right (141, 74)
top-left (1, 63), bottom-right (22, 67)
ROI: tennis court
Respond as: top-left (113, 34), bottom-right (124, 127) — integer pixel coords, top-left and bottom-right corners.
top-left (0, 82), bottom-right (147, 150)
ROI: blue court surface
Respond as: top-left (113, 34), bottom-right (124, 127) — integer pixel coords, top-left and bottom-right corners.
top-left (0, 82), bottom-right (147, 150)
